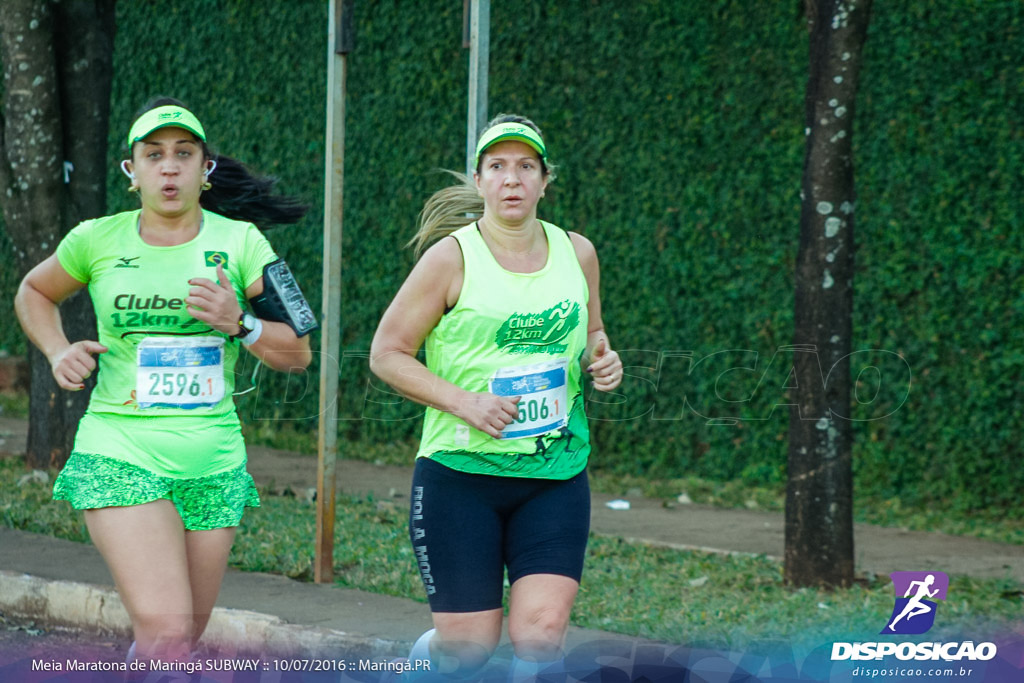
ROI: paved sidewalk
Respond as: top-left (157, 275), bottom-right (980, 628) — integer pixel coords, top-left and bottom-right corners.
top-left (0, 525), bottom-right (635, 659)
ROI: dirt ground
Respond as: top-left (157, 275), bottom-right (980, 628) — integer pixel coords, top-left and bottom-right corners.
top-left (2, 416), bottom-right (1023, 583)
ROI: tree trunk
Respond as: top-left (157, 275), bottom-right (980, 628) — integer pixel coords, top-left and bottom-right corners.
top-left (784, 0), bottom-right (872, 589)
top-left (0, 0), bottom-right (115, 468)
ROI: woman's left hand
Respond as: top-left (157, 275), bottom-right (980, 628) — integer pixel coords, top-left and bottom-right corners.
top-left (185, 262), bottom-right (243, 335)
top-left (586, 338), bottom-right (622, 391)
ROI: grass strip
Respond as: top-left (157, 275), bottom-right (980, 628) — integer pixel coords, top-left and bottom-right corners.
top-left (240, 423), bottom-right (1024, 545)
top-left (1, 458), bottom-right (1020, 651)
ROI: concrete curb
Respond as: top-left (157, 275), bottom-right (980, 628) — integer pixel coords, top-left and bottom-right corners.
top-left (0, 571), bottom-right (403, 658)
top-left (0, 571), bottom-right (131, 636)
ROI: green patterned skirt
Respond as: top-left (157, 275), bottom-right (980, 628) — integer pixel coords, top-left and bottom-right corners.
top-left (54, 452), bottom-right (260, 530)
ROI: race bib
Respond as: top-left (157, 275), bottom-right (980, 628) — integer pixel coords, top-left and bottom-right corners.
top-left (136, 336), bottom-right (225, 409)
top-left (489, 358), bottom-right (568, 439)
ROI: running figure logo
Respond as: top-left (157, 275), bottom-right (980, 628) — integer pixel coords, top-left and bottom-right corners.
top-left (881, 571), bottom-right (949, 635)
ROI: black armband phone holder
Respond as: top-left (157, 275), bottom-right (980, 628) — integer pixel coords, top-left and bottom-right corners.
top-left (249, 259), bottom-right (318, 337)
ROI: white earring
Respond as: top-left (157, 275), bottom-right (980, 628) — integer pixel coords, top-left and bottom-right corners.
top-left (120, 160), bottom-right (138, 192)
top-left (201, 159), bottom-right (217, 191)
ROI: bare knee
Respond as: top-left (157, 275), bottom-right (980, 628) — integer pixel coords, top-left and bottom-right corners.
top-left (508, 604), bottom-right (570, 659)
top-left (430, 612), bottom-right (502, 675)
top-left (133, 613), bottom-right (193, 660)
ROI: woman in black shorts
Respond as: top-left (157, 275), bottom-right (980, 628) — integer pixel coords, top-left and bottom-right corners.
top-left (371, 115), bottom-right (622, 679)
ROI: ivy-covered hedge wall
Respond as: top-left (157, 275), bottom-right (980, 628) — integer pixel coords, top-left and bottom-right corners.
top-left (1, 0), bottom-right (1021, 515)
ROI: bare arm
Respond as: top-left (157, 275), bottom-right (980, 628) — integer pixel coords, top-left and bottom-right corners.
top-left (15, 255), bottom-right (107, 390)
top-left (369, 237), bottom-right (520, 438)
top-left (240, 276), bottom-right (312, 371)
top-left (570, 232), bottom-right (622, 392)
top-left (185, 262), bottom-right (312, 372)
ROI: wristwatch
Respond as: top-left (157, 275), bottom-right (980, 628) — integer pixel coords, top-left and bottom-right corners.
top-left (232, 312), bottom-right (258, 339)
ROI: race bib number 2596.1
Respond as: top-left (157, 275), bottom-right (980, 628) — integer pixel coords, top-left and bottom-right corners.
top-left (136, 336), bottom-right (225, 409)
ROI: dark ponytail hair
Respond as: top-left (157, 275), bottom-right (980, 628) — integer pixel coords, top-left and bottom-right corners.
top-left (129, 96), bottom-right (308, 228)
top-left (199, 156), bottom-right (308, 227)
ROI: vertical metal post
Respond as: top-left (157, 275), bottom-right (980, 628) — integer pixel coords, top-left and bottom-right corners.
top-left (465, 0), bottom-right (490, 176)
top-left (316, 0), bottom-right (352, 584)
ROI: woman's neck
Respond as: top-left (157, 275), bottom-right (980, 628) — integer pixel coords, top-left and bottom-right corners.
top-left (138, 207), bottom-right (203, 247)
top-left (478, 216), bottom-right (548, 272)
top-left (478, 215), bottom-right (543, 253)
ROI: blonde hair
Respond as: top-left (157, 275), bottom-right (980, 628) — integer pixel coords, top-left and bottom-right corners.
top-left (408, 114), bottom-right (555, 258)
top-left (407, 171), bottom-right (482, 258)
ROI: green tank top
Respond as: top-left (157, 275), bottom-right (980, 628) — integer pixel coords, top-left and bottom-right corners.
top-left (418, 221), bottom-right (591, 479)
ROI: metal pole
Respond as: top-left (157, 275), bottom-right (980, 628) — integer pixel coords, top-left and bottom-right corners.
top-left (465, 0), bottom-right (490, 176)
top-left (316, 0), bottom-right (352, 584)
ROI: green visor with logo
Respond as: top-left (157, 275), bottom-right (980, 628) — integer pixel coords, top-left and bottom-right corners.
top-left (127, 106), bottom-right (206, 147)
top-left (474, 122), bottom-right (547, 168)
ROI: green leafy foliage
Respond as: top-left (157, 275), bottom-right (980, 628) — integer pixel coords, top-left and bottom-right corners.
top-left (1, 0), bottom-right (1021, 515)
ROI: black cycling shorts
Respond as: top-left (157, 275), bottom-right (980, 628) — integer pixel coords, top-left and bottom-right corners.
top-left (409, 457), bottom-right (591, 613)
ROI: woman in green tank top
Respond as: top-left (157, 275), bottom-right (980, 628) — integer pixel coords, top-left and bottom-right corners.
top-left (372, 115), bottom-right (623, 680)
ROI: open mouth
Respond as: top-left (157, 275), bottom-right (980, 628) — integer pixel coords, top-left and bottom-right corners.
top-left (161, 184), bottom-right (179, 198)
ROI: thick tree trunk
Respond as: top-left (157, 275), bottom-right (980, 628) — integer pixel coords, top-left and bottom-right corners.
top-left (55, 0), bottom-right (116, 227)
top-left (0, 1), bottom-right (64, 266)
top-left (784, 0), bottom-right (872, 588)
top-left (1, 0), bottom-right (115, 468)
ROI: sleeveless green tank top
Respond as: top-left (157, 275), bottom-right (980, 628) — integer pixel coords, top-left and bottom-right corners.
top-left (418, 221), bottom-right (591, 479)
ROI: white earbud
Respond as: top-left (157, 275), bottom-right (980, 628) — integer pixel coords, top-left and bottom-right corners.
top-left (119, 159), bottom-right (135, 180)
top-left (204, 159), bottom-right (218, 177)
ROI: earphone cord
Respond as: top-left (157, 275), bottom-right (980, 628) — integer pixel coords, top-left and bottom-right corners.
top-left (233, 360), bottom-right (261, 396)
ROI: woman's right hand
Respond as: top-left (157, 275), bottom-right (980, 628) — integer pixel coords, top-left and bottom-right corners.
top-left (452, 391), bottom-right (521, 439)
top-left (50, 341), bottom-right (108, 390)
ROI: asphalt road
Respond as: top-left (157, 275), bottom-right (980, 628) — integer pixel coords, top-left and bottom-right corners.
top-left (0, 612), bottom-right (130, 678)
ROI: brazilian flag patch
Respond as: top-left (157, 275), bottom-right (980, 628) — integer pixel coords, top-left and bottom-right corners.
top-left (204, 251), bottom-right (229, 267)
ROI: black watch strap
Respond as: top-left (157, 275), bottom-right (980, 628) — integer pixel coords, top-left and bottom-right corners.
top-left (232, 312), bottom-right (254, 338)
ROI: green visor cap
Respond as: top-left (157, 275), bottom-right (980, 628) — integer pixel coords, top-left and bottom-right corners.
top-left (127, 106), bottom-right (206, 147)
top-left (474, 122), bottom-right (547, 167)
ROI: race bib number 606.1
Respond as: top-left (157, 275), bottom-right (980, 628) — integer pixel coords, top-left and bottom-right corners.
top-left (136, 336), bottom-right (225, 409)
top-left (489, 358), bottom-right (568, 440)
